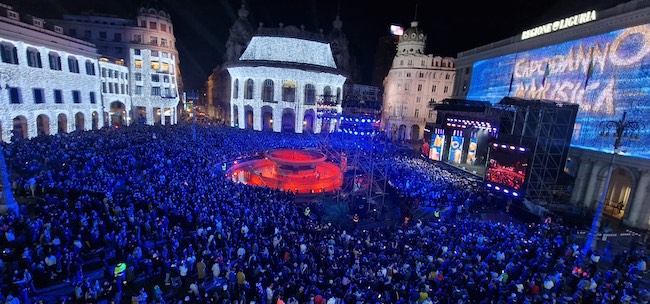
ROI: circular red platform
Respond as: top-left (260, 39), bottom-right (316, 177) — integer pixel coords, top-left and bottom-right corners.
top-left (226, 149), bottom-right (343, 194)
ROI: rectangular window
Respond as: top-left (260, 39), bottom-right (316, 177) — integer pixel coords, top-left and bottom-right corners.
top-left (151, 50), bottom-right (159, 57)
top-left (162, 62), bottom-right (169, 72)
top-left (150, 36), bottom-right (158, 45)
top-left (134, 49), bottom-right (141, 55)
top-left (54, 89), bottom-right (63, 103)
top-left (160, 38), bottom-right (167, 47)
top-left (108, 83), bottom-right (114, 94)
top-left (135, 86), bottom-right (143, 95)
top-left (406, 72), bottom-right (411, 78)
top-left (151, 87), bottom-right (161, 96)
top-left (140, 20), bottom-right (146, 28)
top-left (163, 75), bottom-right (169, 83)
top-left (9, 87), bottom-right (20, 104)
top-left (415, 108), bottom-right (419, 118)
top-left (428, 110), bottom-right (434, 119)
top-left (135, 73), bottom-right (142, 81)
top-left (151, 74), bottom-right (160, 82)
top-left (134, 60), bottom-right (142, 69)
top-left (113, 33), bottom-right (121, 42)
top-left (121, 84), bottom-right (125, 94)
top-left (149, 21), bottom-right (157, 30)
top-left (404, 83), bottom-right (410, 91)
top-left (102, 83), bottom-right (107, 93)
top-left (133, 35), bottom-right (142, 43)
top-left (89, 92), bottom-right (96, 104)
top-left (432, 85), bottom-right (436, 93)
top-left (416, 96), bottom-right (421, 103)
top-left (160, 24), bottom-right (167, 32)
top-left (417, 84), bottom-right (422, 92)
top-left (443, 86), bottom-right (449, 93)
top-left (151, 61), bottom-right (160, 70)
top-left (164, 87), bottom-right (171, 97)
top-left (72, 90), bottom-right (81, 103)
top-left (1, 44), bottom-right (18, 64)
top-left (99, 31), bottom-right (107, 40)
top-left (33, 88), bottom-right (45, 104)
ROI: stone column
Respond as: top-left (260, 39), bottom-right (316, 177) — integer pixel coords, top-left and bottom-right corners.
top-left (570, 159), bottom-right (593, 205)
top-left (147, 107), bottom-right (154, 125)
top-left (583, 161), bottom-right (605, 209)
top-left (253, 108), bottom-right (261, 131)
top-left (161, 108), bottom-right (166, 125)
top-left (624, 170), bottom-right (650, 227)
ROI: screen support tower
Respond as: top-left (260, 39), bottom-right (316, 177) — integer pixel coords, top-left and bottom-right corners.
top-left (317, 131), bottom-right (389, 221)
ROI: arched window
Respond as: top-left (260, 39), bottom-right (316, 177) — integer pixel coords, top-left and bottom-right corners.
top-left (304, 84), bottom-right (315, 105)
top-left (233, 79), bottom-right (239, 99)
top-left (48, 52), bottom-right (62, 70)
top-left (262, 79), bottom-right (274, 102)
top-left (323, 86), bottom-right (332, 104)
top-left (68, 56), bottom-right (80, 73)
top-left (244, 79), bottom-right (254, 99)
top-left (1, 42), bottom-right (18, 64)
top-left (85, 60), bottom-right (95, 75)
top-left (26, 48), bottom-right (41, 68)
top-left (282, 80), bottom-right (295, 102)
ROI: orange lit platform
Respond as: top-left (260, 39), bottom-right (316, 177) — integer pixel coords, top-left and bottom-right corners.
top-left (226, 149), bottom-right (343, 194)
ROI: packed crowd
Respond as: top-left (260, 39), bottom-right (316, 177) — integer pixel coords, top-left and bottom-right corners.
top-left (0, 123), bottom-right (647, 304)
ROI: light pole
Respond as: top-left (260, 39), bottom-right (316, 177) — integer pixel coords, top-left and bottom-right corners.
top-left (582, 111), bottom-right (643, 254)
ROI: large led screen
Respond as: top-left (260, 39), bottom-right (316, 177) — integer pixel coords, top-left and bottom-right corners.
top-left (467, 24), bottom-right (650, 158)
top-left (485, 145), bottom-right (530, 193)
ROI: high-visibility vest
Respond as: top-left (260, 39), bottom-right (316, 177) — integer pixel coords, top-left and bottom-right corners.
top-left (114, 262), bottom-right (126, 277)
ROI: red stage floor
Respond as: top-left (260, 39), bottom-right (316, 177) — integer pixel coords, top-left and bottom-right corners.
top-left (226, 149), bottom-right (343, 194)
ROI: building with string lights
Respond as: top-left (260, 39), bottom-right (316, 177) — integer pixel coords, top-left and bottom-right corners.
top-left (452, 0), bottom-right (650, 229)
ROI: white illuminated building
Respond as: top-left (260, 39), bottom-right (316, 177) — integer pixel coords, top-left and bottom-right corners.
top-left (0, 3), bottom-right (103, 141)
top-left (382, 20), bottom-right (456, 142)
top-left (99, 59), bottom-right (132, 126)
top-left (48, 2), bottom-right (181, 125)
top-left (227, 35), bottom-right (346, 133)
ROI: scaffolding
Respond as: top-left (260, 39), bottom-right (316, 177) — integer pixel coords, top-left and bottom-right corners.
top-left (487, 97), bottom-right (579, 203)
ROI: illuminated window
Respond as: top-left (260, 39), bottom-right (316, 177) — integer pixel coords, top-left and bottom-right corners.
top-left (282, 81), bottom-right (296, 102)
top-left (68, 57), bottom-right (80, 73)
top-left (233, 79), bottom-right (239, 99)
top-left (162, 62), bottom-right (169, 72)
top-left (134, 60), bottom-right (143, 69)
top-left (48, 52), bottom-right (61, 70)
top-left (151, 61), bottom-right (160, 70)
top-left (262, 79), bottom-right (274, 102)
top-left (304, 84), bottom-right (315, 105)
top-left (33, 88), bottom-right (45, 104)
top-left (244, 79), bottom-right (254, 99)
top-left (26, 48), bottom-right (41, 68)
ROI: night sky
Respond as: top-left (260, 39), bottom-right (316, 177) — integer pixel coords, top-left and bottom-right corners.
top-left (2, 0), bottom-right (633, 90)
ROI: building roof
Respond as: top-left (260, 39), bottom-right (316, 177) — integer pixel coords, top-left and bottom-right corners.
top-left (239, 36), bottom-right (337, 68)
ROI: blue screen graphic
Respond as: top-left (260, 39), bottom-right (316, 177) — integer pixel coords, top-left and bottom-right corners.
top-left (467, 24), bottom-right (650, 158)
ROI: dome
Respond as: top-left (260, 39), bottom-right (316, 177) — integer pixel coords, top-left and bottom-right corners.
top-left (400, 20), bottom-right (426, 43)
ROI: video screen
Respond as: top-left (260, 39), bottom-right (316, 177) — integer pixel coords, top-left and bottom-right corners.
top-left (466, 23), bottom-right (650, 159)
top-left (485, 146), bottom-right (529, 191)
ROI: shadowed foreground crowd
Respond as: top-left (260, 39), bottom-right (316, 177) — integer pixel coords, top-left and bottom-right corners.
top-left (0, 124), bottom-right (648, 304)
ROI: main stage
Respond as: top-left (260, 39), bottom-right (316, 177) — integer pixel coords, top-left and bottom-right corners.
top-left (225, 149), bottom-right (343, 194)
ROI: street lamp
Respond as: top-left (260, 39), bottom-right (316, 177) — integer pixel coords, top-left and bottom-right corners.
top-left (582, 111), bottom-right (643, 254)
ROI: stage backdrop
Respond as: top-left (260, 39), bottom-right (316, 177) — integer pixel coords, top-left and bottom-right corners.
top-left (467, 23), bottom-right (650, 159)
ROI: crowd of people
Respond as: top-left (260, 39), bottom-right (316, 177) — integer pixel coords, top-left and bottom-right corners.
top-left (0, 123), bottom-right (647, 304)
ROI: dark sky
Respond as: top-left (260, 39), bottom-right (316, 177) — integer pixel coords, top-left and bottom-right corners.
top-left (3, 0), bottom-right (633, 90)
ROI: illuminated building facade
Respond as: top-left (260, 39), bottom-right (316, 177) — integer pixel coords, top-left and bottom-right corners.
top-left (0, 3), bottom-right (103, 141)
top-left (48, 2), bottom-right (181, 125)
top-left (453, 0), bottom-right (650, 229)
top-left (382, 20), bottom-right (456, 142)
top-left (206, 1), bottom-right (357, 127)
top-left (227, 35), bottom-right (346, 133)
